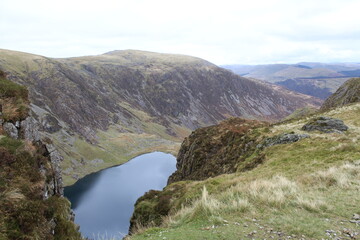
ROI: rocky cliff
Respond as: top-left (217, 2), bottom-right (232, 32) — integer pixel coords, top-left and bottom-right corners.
top-left (321, 77), bottom-right (360, 110)
top-left (0, 49), bottom-right (322, 184)
top-left (0, 71), bottom-right (81, 239)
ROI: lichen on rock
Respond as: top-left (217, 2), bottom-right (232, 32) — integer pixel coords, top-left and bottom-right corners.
top-left (301, 116), bottom-right (348, 133)
top-left (257, 133), bottom-right (310, 149)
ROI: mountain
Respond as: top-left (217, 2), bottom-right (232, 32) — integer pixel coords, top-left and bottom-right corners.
top-left (0, 49), bottom-right (321, 185)
top-left (223, 63), bottom-right (360, 99)
top-left (129, 102), bottom-right (360, 240)
top-left (321, 77), bottom-right (360, 110)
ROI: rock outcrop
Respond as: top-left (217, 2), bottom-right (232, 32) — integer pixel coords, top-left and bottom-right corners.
top-left (257, 133), bottom-right (310, 149)
top-left (19, 116), bottom-right (41, 142)
top-left (301, 116), bottom-right (348, 133)
top-left (168, 118), bottom-right (268, 184)
top-left (321, 78), bottom-right (360, 110)
top-left (3, 122), bottom-right (18, 139)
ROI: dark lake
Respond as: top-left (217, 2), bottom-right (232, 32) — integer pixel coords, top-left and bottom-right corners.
top-left (64, 152), bottom-right (176, 240)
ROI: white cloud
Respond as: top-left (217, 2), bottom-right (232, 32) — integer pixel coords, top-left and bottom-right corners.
top-left (1, 0), bottom-right (360, 64)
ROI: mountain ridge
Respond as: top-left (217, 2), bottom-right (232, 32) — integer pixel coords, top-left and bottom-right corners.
top-left (223, 62), bottom-right (360, 99)
top-left (0, 49), bottom-right (321, 185)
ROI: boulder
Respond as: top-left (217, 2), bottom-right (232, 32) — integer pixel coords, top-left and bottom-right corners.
top-left (258, 133), bottom-right (310, 149)
top-left (301, 116), bottom-right (348, 133)
top-left (3, 122), bottom-right (18, 139)
top-left (20, 117), bottom-right (41, 142)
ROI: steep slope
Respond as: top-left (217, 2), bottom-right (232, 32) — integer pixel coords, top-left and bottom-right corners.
top-left (129, 102), bottom-right (360, 240)
top-left (0, 49), bottom-right (321, 185)
top-left (223, 63), bottom-right (360, 99)
top-left (321, 77), bottom-right (360, 110)
top-left (0, 71), bottom-right (81, 239)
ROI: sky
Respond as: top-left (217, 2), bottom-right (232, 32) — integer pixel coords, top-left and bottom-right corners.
top-left (1, 0), bottom-right (360, 65)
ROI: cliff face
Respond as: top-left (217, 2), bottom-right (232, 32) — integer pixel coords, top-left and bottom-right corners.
top-left (0, 72), bottom-right (81, 239)
top-left (321, 77), bottom-right (360, 110)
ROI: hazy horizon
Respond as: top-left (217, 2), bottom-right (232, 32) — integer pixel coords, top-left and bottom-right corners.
top-left (1, 0), bottom-right (360, 65)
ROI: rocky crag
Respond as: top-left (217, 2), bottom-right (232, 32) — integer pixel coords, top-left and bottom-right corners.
top-left (0, 49), bottom-right (322, 185)
top-left (321, 77), bottom-right (360, 110)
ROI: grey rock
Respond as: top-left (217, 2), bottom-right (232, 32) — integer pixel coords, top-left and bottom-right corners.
top-left (45, 143), bottom-right (57, 153)
top-left (49, 149), bottom-right (64, 195)
top-left (258, 133), bottom-right (310, 149)
top-left (20, 117), bottom-right (40, 142)
top-left (301, 116), bottom-right (348, 133)
top-left (353, 213), bottom-right (360, 220)
top-left (3, 122), bottom-right (18, 139)
top-left (40, 114), bottom-right (62, 133)
top-left (90, 158), bottom-right (104, 166)
top-left (44, 143), bottom-right (64, 195)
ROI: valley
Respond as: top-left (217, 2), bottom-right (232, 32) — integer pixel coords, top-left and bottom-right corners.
top-left (0, 49), bottom-right (321, 185)
top-left (223, 63), bottom-right (360, 99)
top-left (1, 48), bottom-right (359, 240)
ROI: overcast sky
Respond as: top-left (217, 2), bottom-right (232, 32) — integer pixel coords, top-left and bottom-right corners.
top-left (1, 0), bottom-right (360, 65)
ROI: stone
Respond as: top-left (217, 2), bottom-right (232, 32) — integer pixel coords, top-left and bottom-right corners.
top-left (20, 117), bottom-right (40, 142)
top-left (3, 122), bottom-right (18, 139)
top-left (45, 143), bottom-right (64, 195)
top-left (301, 116), bottom-right (348, 133)
top-left (257, 133), bottom-right (310, 149)
top-left (353, 213), bottom-right (360, 220)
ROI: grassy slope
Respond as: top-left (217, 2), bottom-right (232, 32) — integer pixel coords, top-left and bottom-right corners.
top-left (129, 103), bottom-right (360, 240)
top-left (59, 129), bottom-right (182, 186)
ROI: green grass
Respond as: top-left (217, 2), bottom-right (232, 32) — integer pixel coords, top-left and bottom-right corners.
top-left (0, 71), bottom-right (29, 122)
top-left (129, 103), bottom-right (360, 240)
top-left (59, 128), bottom-right (181, 186)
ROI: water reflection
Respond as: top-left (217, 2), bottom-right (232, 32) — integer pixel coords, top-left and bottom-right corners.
top-left (64, 152), bottom-right (176, 239)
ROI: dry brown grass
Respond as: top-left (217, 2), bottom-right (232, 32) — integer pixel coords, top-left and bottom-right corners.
top-left (164, 161), bottom-right (360, 228)
top-left (0, 98), bottom-right (28, 122)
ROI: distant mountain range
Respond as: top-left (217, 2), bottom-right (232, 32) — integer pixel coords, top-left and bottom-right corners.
top-left (0, 49), bottom-right (321, 185)
top-left (222, 62), bottom-right (360, 99)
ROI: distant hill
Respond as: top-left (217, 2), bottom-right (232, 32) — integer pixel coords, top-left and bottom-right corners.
top-left (223, 62), bottom-right (360, 99)
top-left (322, 77), bottom-right (360, 110)
top-left (0, 49), bottom-right (321, 185)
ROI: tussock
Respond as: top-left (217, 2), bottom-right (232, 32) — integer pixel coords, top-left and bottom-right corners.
top-left (3, 189), bottom-right (25, 202)
top-left (165, 161), bottom-right (360, 227)
top-left (306, 162), bottom-right (360, 189)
